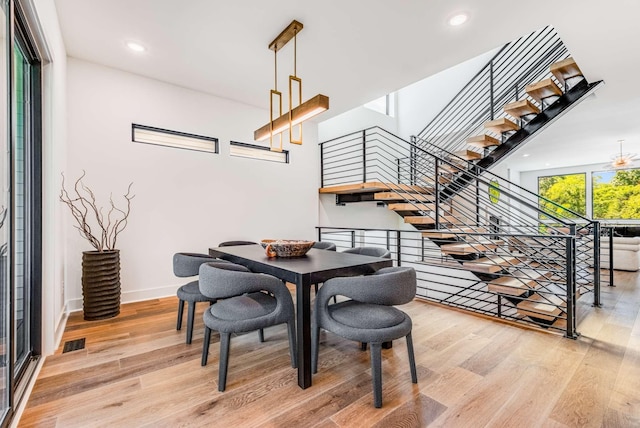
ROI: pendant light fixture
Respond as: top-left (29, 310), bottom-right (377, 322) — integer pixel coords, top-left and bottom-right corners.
top-left (254, 20), bottom-right (329, 150)
top-left (607, 139), bottom-right (637, 169)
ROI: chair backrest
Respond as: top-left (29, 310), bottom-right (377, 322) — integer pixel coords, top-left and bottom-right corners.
top-left (342, 246), bottom-right (391, 259)
top-left (198, 262), bottom-right (287, 301)
top-left (312, 241), bottom-right (337, 251)
top-left (173, 252), bottom-right (218, 277)
top-left (320, 266), bottom-right (416, 306)
top-left (219, 241), bottom-right (257, 247)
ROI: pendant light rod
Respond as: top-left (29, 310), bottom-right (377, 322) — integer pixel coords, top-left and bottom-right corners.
top-left (269, 20), bottom-right (303, 52)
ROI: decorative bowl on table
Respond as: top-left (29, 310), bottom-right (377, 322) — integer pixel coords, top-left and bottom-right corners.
top-left (260, 239), bottom-right (315, 258)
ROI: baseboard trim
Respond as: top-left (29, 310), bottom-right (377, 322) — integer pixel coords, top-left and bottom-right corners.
top-left (67, 285), bottom-right (177, 312)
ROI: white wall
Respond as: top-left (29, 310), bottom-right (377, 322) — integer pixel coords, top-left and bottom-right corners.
top-left (318, 104), bottom-right (397, 142)
top-left (65, 58), bottom-right (319, 308)
top-left (396, 48), bottom-right (499, 140)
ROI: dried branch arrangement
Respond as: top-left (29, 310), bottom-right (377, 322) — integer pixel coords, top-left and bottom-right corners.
top-left (60, 171), bottom-right (134, 251)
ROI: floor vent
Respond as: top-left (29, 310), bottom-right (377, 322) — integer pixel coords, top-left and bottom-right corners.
top-left (62, 338), bottom-right (86, 353)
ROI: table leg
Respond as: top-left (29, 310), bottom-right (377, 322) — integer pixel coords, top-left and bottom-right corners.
top-left (296, 277), bottom-right (312, 388)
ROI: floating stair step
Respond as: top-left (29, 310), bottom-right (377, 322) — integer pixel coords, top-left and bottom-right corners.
top-left (387, 203), bottom-right (433, 211)
top-left (453, 150), bottom-right (482, 161)
top-left (404, 216), bottom-right (436, 225)
top-left (421, 231), bottom-right (457, 239)
top-left (440, 240), bottom-right (502, 255)
top-left (439, 163), bottom-right (465, 174)
top-left (516, 292), bottom-right (565, 321)
top-left (488, 275), bottom-right (540, 296)
top-left (550, 57), bottom-right (582, 87)
top-left (484, 117), bottom-right (520, 134)
top-left (466, 134), bottom-right (501, 149)
top-left (503, 99), bottom-right (540, 118)
top-left (374, 192), bottom-right (435, 202)
top-left (525, 78), bottom-right (563, 104)
top-left (319, 182), bottom-right (430, 195)
top-left (385, 183), bottom-right (433, 194)
top-left (463, 255), bottom-right (523, 274)
top-left (422, 175), bottom-right (452, 185)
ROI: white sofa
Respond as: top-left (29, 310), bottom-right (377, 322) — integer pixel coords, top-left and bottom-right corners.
top-left (599, 236), bottom-right (640, 271)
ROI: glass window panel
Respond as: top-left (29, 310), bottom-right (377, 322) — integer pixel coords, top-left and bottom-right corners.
top-left (592, 168), bottom-right (640, 220)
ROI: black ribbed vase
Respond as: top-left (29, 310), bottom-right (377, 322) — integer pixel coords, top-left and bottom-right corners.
top-left (82, 250), bottom-right (121, 320)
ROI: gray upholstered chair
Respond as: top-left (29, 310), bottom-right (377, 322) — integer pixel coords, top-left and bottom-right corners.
top-left (342, 246), bottom-right (391, 259)
top-left (173, 252), bottom-right (221, 344)
top-left (312, 266), bottom-right (418, 408)
top-left (313, 241), bottom-right (337, 251)
top-left (199, 261), bottom-right (297, 392)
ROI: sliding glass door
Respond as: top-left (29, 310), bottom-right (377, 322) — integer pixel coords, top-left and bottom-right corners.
top-left (0, 0), bottom-right (10, 423)
top-left (0, 0), bottom-right (42, 424)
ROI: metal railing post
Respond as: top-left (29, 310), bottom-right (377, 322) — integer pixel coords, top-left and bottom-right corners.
top-left (489, 60), bottom-right (495, 120)
top-left (592, 222), bottom-right (601, 306)
top-left (396, 231), bottom-right (401, 266)
top-left (320, 143), bottom-right (325, 188)
top-left (565, 227), bottom-right (578, 339)
top-left (362, 130), bottom-right (367, 184)
top-left (351, 230), bottom-right (356, 248)
top-left (609, 228), bottom-right (614, 287)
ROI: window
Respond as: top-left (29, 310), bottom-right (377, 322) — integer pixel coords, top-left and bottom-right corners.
top-left (538, 173), bottom-right (586, 219)
top-left (229, 141), bottom-right (289, 163)
top-left (592, 168), bottom-right (640, 219)
top-left (132, 124), bottom-right (218, 153)
top-left (363, 93), bottom-right (395, 117)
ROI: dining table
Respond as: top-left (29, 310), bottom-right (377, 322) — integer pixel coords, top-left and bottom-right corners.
top-left (209, 244), bottom-right (393, 389)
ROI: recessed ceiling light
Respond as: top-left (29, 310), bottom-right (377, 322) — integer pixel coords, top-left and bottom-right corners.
top-left (545, 163), bottom-right (551, 166)
top-left (448, 13), bottom-right (468, 27)
top-left (522, 153), bottom-right (530, 157)
top-left (126, 42), bottom-right (146, 52)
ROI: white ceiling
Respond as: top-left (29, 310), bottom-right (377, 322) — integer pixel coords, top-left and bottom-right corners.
top-left (53, 0), bottom-right (640, 172)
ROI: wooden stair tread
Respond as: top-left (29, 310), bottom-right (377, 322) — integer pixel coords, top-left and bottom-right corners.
top-left (525, 78), bottom-right (563, 104)
top-left (440, 240), bottom-right (503, 255)
top-left (484, 117), bottom-right (520, 134)
top-left (404, 216), bottom-right (436, 225)
top-left (503, 99), bottom-right (541, 118)
top-left (374, 192), bottom-right (435, 202)
top-left (439, 164), bottom-right (465, 174)
top-left (453, 150), bottom-right (482, 161)
top-left (463, 255), bottom-right (522, 273)
top-left (387, 203), bottom-right (433, 211)
top-left (516, 293), bottom-right (565, 321)
top-left (466, 134), bottom-right (501, 148)
top-left (319, 182), bottom-right (430, 195)
top-left (550, 57), bottom-right (582, 86)
top-left (421, 231), bottom-right (457, 239)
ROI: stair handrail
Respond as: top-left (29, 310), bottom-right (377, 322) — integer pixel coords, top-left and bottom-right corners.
top-left (412, 136), bottom-right (596, 226)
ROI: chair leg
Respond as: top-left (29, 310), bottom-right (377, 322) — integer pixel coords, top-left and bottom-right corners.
top-left (370, 343), bottom-right (383, 408)
top-left (406, 332), bottom-right (418, 384)
top-left (360, 342), bottom-right (367, 351)
top-left (312, 325), bottom-right (320, 374)
top-left (258, 329), bottom-right (265, 342)
top-left (218, 332), bottom-right (231, 392)
top-left (201, 326), bottom-right (211, 366)
top-left (287, 320), bottom-right (297, 368)
top-left (314, 283), bottom-right (319, 294)
top-left (186, 301), bottom-right (196, 344)
top-left (176, 299), bottom-right (185, 330)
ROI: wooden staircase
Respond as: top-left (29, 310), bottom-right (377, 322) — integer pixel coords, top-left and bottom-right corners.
top-left (444, 57), bottom-right (592, 173)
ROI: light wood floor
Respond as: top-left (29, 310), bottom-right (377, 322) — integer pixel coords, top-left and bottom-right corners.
top-left (19, 272), bottom-right (640, 427)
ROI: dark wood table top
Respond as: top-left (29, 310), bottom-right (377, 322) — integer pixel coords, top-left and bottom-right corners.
top-left (209, 244), bottom-right (392, 285)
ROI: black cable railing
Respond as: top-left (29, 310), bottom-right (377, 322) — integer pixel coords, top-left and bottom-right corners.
top-left (415, 26), bottom-right (570, 157)
top-left (318, 126), bottom-right (606, 338)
